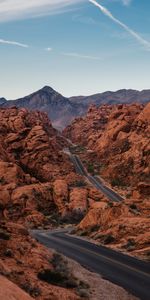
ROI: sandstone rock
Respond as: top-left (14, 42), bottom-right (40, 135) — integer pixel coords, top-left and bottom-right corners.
top-left (68, 188), bottom-right (88, 214)
top-left (64, 103), bottom-right (150, 190)
top-left (53, 179), bottom-right (68, 213)
top-left (0, 276), bottom-right (34, 300)
top-left (90, 201), bottom-right (108, 210)
top-left (0, 107), bottom-right (72, 225)
top-left (0, 189), bottom-right (10, 207)
top-left (137, 182), bottom-right (150, 196)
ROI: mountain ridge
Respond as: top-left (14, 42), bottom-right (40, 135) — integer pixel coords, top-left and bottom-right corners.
top-left (1, 86), bottom-right (150, 130)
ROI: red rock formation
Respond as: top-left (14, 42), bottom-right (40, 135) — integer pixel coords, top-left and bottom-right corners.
top-left (0, 275), bottom-right (34, 300)
top-left (0, 222), bottom-right (82, 300)
top-left (0, 106), bottom-right (141, 298)
top-left (77, 198), bottom-right (150, 259)
top-left (64, 103), bottom-right (150, 259)
top-left (0, 107), bottom-right (74, 227)
top-left (64, 103), bottom-right (150, 192)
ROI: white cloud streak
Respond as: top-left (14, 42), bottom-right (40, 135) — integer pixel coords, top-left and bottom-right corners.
top-left (89, 0), bottom-right (150, 51)
top-left (0, 0), bottom-right (84, 22)
top-left (0, 38), bottom-right (29, 48)
top-left (62, 52), bottom-right (101, 60)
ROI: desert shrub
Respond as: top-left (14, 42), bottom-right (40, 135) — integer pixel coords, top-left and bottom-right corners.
top-left (90, 224), bottom-right (100, 233)
top-left (102, 234), bottom-right (115, 245)
top-left (0, 177), bottom-right (6, 185)
top-left (21, 282), bottom-right (41, 297)
top-left (87, 164), bottom-right (95, 174)
top-left (77, 288), bottom-right (90, 298)
top-left (111, 178), bottom-right (126, 187)
top-left (38, 252), bottom-right (90, 297)
top-left (38, 253), bottom-right (77, 288)
top-left (0, 229), bottom-right (10, 240)
top-left (76, 280), bottom-right (90, 298)
top-left (38, 269), bottom-right (77, 287)
top-left (70, 180), bottom-right (87, 188)
top-left (124, 239), bottom-right (136, 251)
top-left (129, 204), bottom-right (137, 210)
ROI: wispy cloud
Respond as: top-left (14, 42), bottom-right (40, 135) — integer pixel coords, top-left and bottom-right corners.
top-left (62, 52), bottom-right (101, 60)
top-left (122, 0), bottom-right (132, 6)
top-left (0, 38), bottom-right (29, 48)
top-left (45, 47), bottom-right (53, 52)
top-left (89, 0), bottom-right (150, 51)
top-left (0, 0), bottom-right (83, 22)
top-left (72, 14), bottom-right (98, 26)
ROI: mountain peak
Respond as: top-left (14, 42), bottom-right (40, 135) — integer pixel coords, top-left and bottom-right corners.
top-left (40, 86), bottom-right (56, 94)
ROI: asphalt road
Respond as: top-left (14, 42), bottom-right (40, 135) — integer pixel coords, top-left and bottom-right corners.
top-left (70, 152), bottom-right (123, 202)
top-left (32, 230), bottom-right (150, 300)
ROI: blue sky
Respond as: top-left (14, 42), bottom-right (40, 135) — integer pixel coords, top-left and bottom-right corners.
top-left (0, 0), bottom-right (150, 99)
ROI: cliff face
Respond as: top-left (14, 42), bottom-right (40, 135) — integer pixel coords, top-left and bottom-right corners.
top-left (64, 102), bottom-right (150, 192)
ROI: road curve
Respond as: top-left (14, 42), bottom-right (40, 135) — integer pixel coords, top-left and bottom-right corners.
top-left (32, 230), bottom-right (150, 300)
top-left (69, 152), bottom-right (123, 202)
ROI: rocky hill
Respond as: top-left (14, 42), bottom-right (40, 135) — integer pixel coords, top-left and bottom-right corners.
top-left (0, 107), bottom-right (86, 299)
top-left (0, 106), bottom-right (93, 227)
top-left (64, 102), bottom-right (150, 259)
top-left (1, 87), bottom-right (150, 130)
top-left (0, 106), bottom-right (138, 300)
top-left (0, 105), bottom-right (149, 300)
top-left (64, 102), bottom-right (150, 193)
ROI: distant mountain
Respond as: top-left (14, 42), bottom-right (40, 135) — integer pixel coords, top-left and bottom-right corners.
top-left (1, 87), bottom-right (150, 130)
top-left (0, 86), bottom-right (81, 130)
top-left (70, 89), bottom-right (150, 105)
top-left (0, 97), bottom-right (6, 105)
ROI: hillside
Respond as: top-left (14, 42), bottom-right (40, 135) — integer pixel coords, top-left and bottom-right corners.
top-left (64, 103), bottom-right (150, 258)
top-left (1, 87), bottom-right (150, 130)
top-left (64, 102), bottom-right (150, 193)
top-left (0, 105), bottom-right (149, 300)
top-left (0, 107), bottom-right (94, 300)
top-left (0, 106), bottom-right (140, 300)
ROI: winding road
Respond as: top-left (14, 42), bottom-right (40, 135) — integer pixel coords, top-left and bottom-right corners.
top-left (32, 229), bottom-right (150, 300)
top-left (69, 151), bottom-right (123, 202)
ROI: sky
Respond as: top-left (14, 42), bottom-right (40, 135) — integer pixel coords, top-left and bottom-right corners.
top-left (0, 0), bottom-right (150, 99)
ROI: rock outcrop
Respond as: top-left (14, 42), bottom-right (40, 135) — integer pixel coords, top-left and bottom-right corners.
top-left (0, 221), bottom-right (83, 300)
top-left (0, 107), bottom-right (87, 300)
top-left (0, 275), bottom-right (34, 300)
top-left (0, 107), bottom-right (74, 227)
top-left (0, 106), bottom-right (142, 299)
top-left (64, 103), bottom-right (150, 192)
top-left (64, 102), bottom-right (150, 259)
top-left (77, 198), bottom-right (150, 258)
